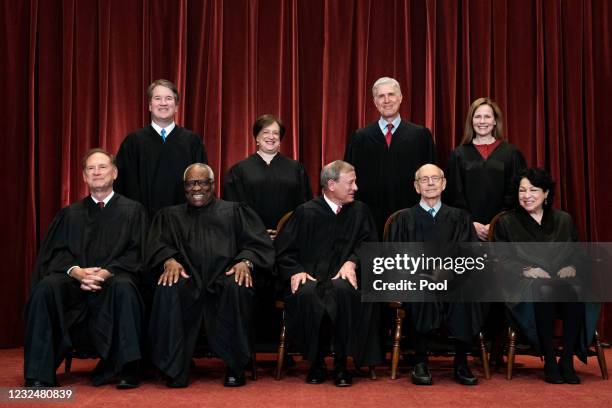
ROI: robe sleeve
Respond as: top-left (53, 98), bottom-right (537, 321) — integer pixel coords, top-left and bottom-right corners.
top-left (231, 203), bottom-right (275, 272)
top-left (105, 205), bottom-right (148, 278)
top-left (145, 210), bottom-right (185, 279)
top-left (114, 134), bottom-right (142, 203)
top-left (275, 208), bottom-right (307, 282)
top-left (191, 133), bottom-right (208, 164)
top-left (346, 206), bottom-right (378, 271)
top-left (444, 149), bottom-right (468, 211)
top-left (502, 147), bottom-right (527, 211)
top-left (30, 208), bottom-right (75, 288)
top-left (222, 165), bottom-right (245, 202)
top-left (298, 162), bottom-right (314, 201)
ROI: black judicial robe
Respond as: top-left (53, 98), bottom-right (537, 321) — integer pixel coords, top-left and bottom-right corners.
top-left (387, 204), bottom-right (484, 342)
top-left (493, 208), bottom-right (599, 362)
top-left (146, 199), bottom-right (275, 378)
top-left (114, 125), bottom-right (207, 218)
top-left (445, 142), bottom-right (526, 224)
top-left (25, 194), bottom-right (147, 384)
top-left (344, 120), bottom-right (436, 237)
top-left (275, 197), bottom-right (383, 366)
top-left (223, 153), bottom-right (313, 229)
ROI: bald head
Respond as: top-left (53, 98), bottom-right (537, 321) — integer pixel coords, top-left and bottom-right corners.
top-left (414, 164), bottom-right (446, 202)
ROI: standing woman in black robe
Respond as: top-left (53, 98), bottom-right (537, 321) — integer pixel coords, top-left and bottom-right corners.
top-left (223, 114), bottom-right (313, 346)
top-left (223, 114), bottom-right (313, 238)
top-left (445, 97), bottom-right (526, 241)
top-left (493, 168), bottom-right (598, 384)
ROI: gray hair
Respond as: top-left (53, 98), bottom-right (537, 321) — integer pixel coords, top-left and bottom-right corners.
top-left (414, 164), bottom-right (444, 181)
top-left (320, 160), bottom-right (355, 189)
top-left (183, 163), bottom-right (215, 182)
top-left (372, 77), bottom-right (402, 97)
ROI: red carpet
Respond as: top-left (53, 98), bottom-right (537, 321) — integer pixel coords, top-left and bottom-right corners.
top-left (0, 348), bottom-right (610, 407)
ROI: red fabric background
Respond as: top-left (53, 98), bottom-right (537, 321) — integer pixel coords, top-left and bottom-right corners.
top-left (1, 0), bottom-right (611, 347)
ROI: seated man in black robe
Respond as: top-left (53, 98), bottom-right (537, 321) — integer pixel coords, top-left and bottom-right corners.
top-left (387, 164), bottom-right (482, 386)
top-left (275, 160), bottom-right (382, 387)
top-left (147, 163), bottom-right (275, 388)
top-left (24, 148), bottom-right (148, 389)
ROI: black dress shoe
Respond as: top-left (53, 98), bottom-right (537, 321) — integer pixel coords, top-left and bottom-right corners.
top-left (166, 378), bottom-right (188, 388)
top-left (224, 370), bottom-right (246, 387)
top-left (411, 362), bottom-right (433, 385)
top-left (24, 379), bottom-right (57, 388)
top-left (453, 365), bottom-right (478, 386)
top-left (559, 360), bottom-right (580, 384)
top-left (544, 361), bottom-right (564, 384)
top-left (116, 375), bottom-right (140, 389)
top-left (306, 363), bottom-right (327, 384)
top-left (333, 369), bottom-right (353, 387)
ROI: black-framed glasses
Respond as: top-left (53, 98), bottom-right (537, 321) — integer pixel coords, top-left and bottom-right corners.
top-left (417, 175), bottom-right (444, 184)
top-left (184, 179), bottom-right (212, 189)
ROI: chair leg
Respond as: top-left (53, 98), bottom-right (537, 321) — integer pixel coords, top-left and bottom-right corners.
top-left (369, 365), bottom-right (377, 380)
top-left (479, 332), bottom-right (491, 379)
top-left (275, 312), bottom-right (287, 380)
top-left (507, 327), bottom-right (516, 380)
top-left (594, 330), bottom-right (609, 380)
top-left (250, 352), bottom-right (257, 380)
top-left (64, 353), bottom-right (73, 373)
top-left (390, 309), bottom-right (404, 380)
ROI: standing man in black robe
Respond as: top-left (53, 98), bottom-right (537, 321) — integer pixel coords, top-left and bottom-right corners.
top-left (147, 163), bottom-right (275, 388)
top-left (387, 164), bottom-right (482, 386)
top-left (275, 160), bottom-right (382, 387)
top-left (345, 76), bottom-right (436, 238)
top-left (24, 148), bottom-right (147, 389)
top-left (114, 79), bottom-right (208, 219)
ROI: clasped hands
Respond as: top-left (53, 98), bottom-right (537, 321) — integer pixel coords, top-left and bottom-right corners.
top-left (71, 267), bottom-right (113, 291)
top-left (522, 265), bottom-right (576, 279)
top-left (157, 258), bottom-right (253, 287)
top-left (290, 261), bottom-right (358, 293)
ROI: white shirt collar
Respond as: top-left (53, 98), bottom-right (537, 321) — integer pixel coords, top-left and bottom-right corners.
top-left (151, 121), bottom-right (176, 136)
top-left (323, 193), bottom-right (341, 214)
top-left (378, 115), bottom-right (401, 134)
top-left (91, 190), bottom-right (115, 206)
top-left (419, 199), bottom-right (442, 217)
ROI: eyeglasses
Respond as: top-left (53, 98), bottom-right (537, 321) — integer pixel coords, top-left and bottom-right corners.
top-left (184, 179), bottom-right (212, 189)
top-left (417, 176), bottom-right (444, 184)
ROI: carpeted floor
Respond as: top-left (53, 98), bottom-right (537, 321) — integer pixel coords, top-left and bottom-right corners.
top-left (0, 348), bottom-right (610, 407)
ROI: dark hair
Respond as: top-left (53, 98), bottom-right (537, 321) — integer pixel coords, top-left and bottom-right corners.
top-left (252, 114), bottom-right (286, 140)
top-left (460, 97), bottom-right (504, 145)
top-left (147, 79), bottom-right (180, 104)
top-left (81, 148), bottom-right (116, 170)
top-left (514, 167), bottom-right (555, 209)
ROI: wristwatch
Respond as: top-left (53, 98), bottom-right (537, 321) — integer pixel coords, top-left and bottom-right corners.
top-left (241, 259), bottom-right (254, 270)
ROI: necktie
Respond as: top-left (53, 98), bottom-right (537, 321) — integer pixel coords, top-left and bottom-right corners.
top-left (335, 205), bottom-right (342, 215)
top-left (161, 128), bottom-right (167, 142)
top-left (98, 201), bottom-right (105, 210)
top-left (385, 123), bottom-right (394, 147)
top-left (428, 208), bottom-right (435, 218)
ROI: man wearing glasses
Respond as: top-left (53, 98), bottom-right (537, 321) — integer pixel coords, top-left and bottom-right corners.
top-left (386, 164), bottom-right (482, 386)
top-left (114, 79), bottom-right (208, 220)
top-left (147, 163), bottom-right (274, 388)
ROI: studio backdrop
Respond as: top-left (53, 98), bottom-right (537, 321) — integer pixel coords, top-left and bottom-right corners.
top-left (2, 0), bottom-right (611, 346)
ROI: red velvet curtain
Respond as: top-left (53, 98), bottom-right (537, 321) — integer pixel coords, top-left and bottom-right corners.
top-left (2, 0), bottom-right (611, 347)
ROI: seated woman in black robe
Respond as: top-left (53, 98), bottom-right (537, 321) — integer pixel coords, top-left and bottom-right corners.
top-left (493, 168), bottom-right (598, 384)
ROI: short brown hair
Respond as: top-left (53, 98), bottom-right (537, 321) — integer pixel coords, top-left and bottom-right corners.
top-left (147, 79), bottom-right (180, 104)
top-left (81, 148), bottom-right (116, 170)
top-left (460, 97), bottom-right (504, 145)
top-left (252, 114), bottom-right (286, 140)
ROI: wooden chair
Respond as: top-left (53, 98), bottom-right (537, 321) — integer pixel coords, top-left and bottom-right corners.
top-left (273, 211), bottom-right (376, 380)
top-left (383, 209), bottom-right (491, 380)
top-left (488, 211), bottom-right (608, 380)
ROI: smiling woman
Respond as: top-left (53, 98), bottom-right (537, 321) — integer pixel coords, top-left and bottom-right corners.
top-left (445, 98), bottom-right (527, 241)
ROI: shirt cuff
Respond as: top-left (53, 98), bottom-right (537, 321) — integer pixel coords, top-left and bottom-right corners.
top-left (67, 266), bottom-right (78, 276)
